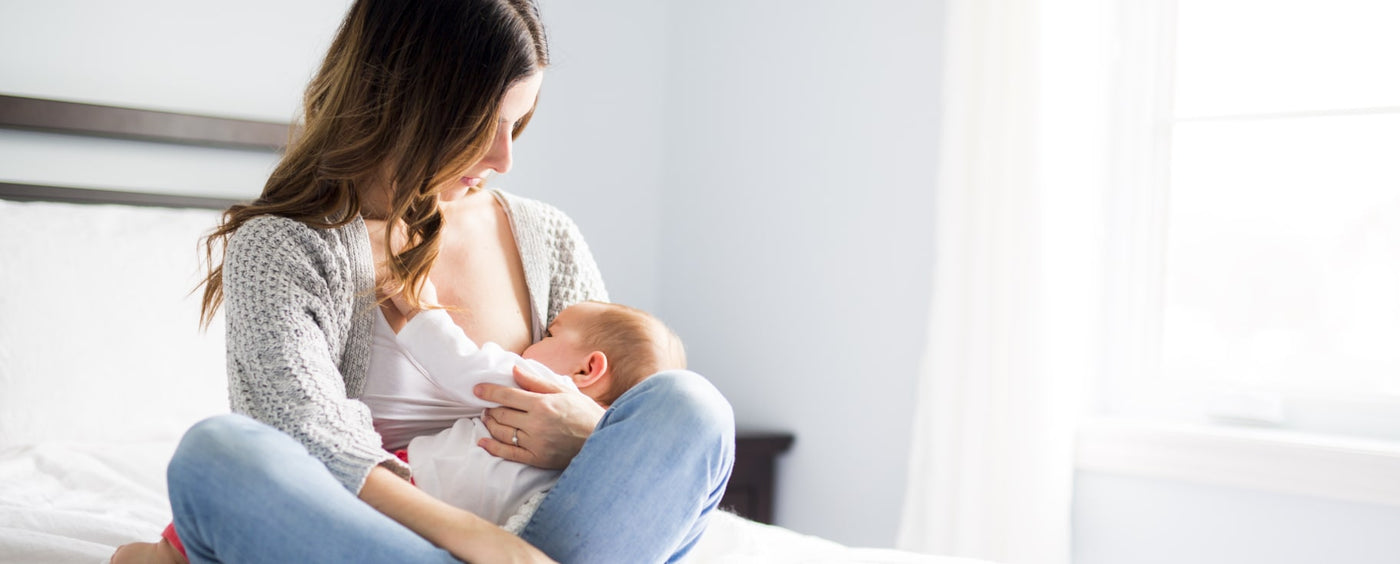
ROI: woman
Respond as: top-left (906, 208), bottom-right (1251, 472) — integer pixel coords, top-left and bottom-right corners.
top-left (117, 0), bottom-right (734, 562)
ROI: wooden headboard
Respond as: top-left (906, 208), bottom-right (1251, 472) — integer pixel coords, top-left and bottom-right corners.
top-left (0, 93), bottom-right (289, 209)
top-left (0, 181), bottom-right (240, 210)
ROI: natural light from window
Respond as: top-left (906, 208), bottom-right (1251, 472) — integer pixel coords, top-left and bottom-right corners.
top-left (1159, 0), bottom-right (1400, 430)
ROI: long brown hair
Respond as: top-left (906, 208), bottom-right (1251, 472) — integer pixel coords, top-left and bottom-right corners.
top-left (198, 0), bottom-right (549, 327)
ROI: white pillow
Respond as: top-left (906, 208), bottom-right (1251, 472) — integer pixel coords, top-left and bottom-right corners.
top-left (0, 199), bottom-right (230, 448)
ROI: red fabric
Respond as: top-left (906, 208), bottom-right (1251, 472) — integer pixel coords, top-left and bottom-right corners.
top-left (395, 449), bottom-right (415, 485)
top-left (161, 522), bottom-right (188, 559)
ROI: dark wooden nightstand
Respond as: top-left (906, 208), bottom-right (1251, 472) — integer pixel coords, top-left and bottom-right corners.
top-left (720, 431), bottom-right (795, 524)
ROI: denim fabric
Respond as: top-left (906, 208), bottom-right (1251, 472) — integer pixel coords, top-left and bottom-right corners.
top-left (167, 414), bottom-right (461, 563)
top-left (520, 370), bottom-right (736, 563)
top-left (167, 369), bottom-right (734, 563)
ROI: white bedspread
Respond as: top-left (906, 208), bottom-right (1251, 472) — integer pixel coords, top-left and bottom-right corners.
top-left (0, 442), bottom-right (175, 563)
top-left (0, 441), bottom-right (979, 564)
top-left (692, 513), bottom-right (989, 564)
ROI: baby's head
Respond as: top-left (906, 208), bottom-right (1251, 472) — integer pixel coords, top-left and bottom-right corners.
top-left (522, 301), bottom-right (685, 407)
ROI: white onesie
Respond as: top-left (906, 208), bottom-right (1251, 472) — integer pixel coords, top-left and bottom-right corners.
top-left (360, 308), bottom-right (574, 530)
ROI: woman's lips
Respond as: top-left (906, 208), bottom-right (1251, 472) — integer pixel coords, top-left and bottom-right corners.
top-left (461, 176), bottom-right (482, 187)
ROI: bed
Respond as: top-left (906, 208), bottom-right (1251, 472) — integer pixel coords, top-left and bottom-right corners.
top-left (0, 98), bottom-right (987, 564)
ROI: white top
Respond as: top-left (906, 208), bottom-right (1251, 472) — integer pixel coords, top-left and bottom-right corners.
top-left (214, 189), bottom-right (609, 492)
top-left (361, 308), bottom-right (564, 450)
top-left (361, 308), bottom-right (570, 527)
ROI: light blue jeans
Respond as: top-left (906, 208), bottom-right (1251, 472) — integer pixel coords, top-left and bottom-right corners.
top-left (168, 370), bottom-right (735, 563)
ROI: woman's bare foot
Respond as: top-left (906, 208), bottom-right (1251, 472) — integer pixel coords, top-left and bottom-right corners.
top-left (111, 538), bottom-right (187, 564)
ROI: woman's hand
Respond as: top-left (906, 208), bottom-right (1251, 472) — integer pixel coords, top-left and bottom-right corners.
top-left (451, 522), bottom-right (557, 564)
top-left (476, 366), bottom-right (605, 469)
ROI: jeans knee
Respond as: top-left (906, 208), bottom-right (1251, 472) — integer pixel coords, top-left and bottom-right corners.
top-left (169, 414), bottom-right (262, 486)
top-left (626, 370), bottom-right (735, 442)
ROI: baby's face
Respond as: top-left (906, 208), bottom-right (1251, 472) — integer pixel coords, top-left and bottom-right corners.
top-left (521, 302), bottom-right (606, 376)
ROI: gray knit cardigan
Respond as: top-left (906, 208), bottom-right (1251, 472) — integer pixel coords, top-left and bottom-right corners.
top-left (221, 190), bottom-right (608, 493)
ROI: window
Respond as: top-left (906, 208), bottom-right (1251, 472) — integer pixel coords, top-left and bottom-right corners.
top-left (1105, 0), bottom-right (1400, 442)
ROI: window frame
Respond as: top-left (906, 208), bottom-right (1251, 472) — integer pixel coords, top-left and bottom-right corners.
top-left (1085, 0), bottom-right (1400, 502)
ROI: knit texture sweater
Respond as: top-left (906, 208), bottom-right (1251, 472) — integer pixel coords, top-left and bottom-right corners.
top-left (221, 189), bottom-right (608, 493)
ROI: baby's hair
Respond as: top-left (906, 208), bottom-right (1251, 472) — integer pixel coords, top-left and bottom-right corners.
top-left (580, 302), bottom-right (686, 406)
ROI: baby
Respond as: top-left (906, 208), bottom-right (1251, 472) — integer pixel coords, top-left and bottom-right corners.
top-left (379, 281), bottom-right (688, 530)
top-left (134, 283), bottom-right (687, 563)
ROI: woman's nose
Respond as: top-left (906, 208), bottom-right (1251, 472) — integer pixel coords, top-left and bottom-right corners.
top-left (480, 124), bottom-right (513, 175)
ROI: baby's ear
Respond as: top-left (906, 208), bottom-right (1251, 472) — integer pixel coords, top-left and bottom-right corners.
top-left (572, 351), bottom-right (609, 388)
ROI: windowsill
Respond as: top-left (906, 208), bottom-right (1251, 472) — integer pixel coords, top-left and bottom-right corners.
top-left (1075, 417), bottom-right (1400, 507)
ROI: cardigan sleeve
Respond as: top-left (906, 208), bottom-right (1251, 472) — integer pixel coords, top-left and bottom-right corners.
top-left (222, 216), bottom-right (407, 493)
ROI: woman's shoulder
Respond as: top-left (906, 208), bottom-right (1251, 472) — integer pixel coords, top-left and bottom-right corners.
top-left (230, 214), bottom-right (360, 247)
top-left (492, 189), bottom-right (581, 232)
top-left (491, 189), bottom-right (595, 265)
top-left (226, 214), bottom-right (366, 269)
top-left (229, 214), bottom-right (312, 244)
top-left (490, 189), bottom-right (608, 307)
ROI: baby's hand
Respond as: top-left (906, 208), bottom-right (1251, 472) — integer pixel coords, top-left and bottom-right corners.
top-left (389, 277), bottom-right (439, 319)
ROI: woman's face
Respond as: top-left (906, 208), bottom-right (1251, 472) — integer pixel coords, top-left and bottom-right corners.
top-left (440, 71), bottom-right (545, 202)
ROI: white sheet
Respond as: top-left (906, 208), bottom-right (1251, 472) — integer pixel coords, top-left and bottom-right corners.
top-left (694, 512), bottom-right (990, 564)
top-left (0, 442), bottom-right (174, 563)
top-left (0, 440), bottom-right (979, 564)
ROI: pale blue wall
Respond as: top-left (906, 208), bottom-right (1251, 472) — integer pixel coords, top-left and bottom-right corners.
top-left (654, 1), bottom-right (944, 547)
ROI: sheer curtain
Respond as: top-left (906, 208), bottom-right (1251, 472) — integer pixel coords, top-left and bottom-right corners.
top-left (897, 0), bottom-right (1115, 562)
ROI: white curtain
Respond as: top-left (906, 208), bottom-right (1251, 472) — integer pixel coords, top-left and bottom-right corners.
top-left (897, 0), bottom-right (1117, 562)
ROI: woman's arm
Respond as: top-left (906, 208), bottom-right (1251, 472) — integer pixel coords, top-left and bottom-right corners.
top-left (223, 216), bottom-right (406, 491)
top-left (359, 467), bottom-right (554, 563)
top-left (160, 414), bottom-right (553, 563)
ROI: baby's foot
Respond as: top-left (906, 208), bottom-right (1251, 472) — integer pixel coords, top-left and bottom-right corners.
top-left (111, 538), bottom-right (187, 564)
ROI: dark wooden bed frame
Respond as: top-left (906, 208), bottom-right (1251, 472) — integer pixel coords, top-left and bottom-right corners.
top-left (0, 94), bottom-right (277, 209)
top-left (0, 94), bottom-right (288, 151)
top-left (0, 181), bottom-right (240, 210)
top-left (0, 93), bottom-right (796, 525)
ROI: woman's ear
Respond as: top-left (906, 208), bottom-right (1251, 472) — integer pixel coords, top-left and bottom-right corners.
top-left (572, 351), bottom-right (609, 389)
